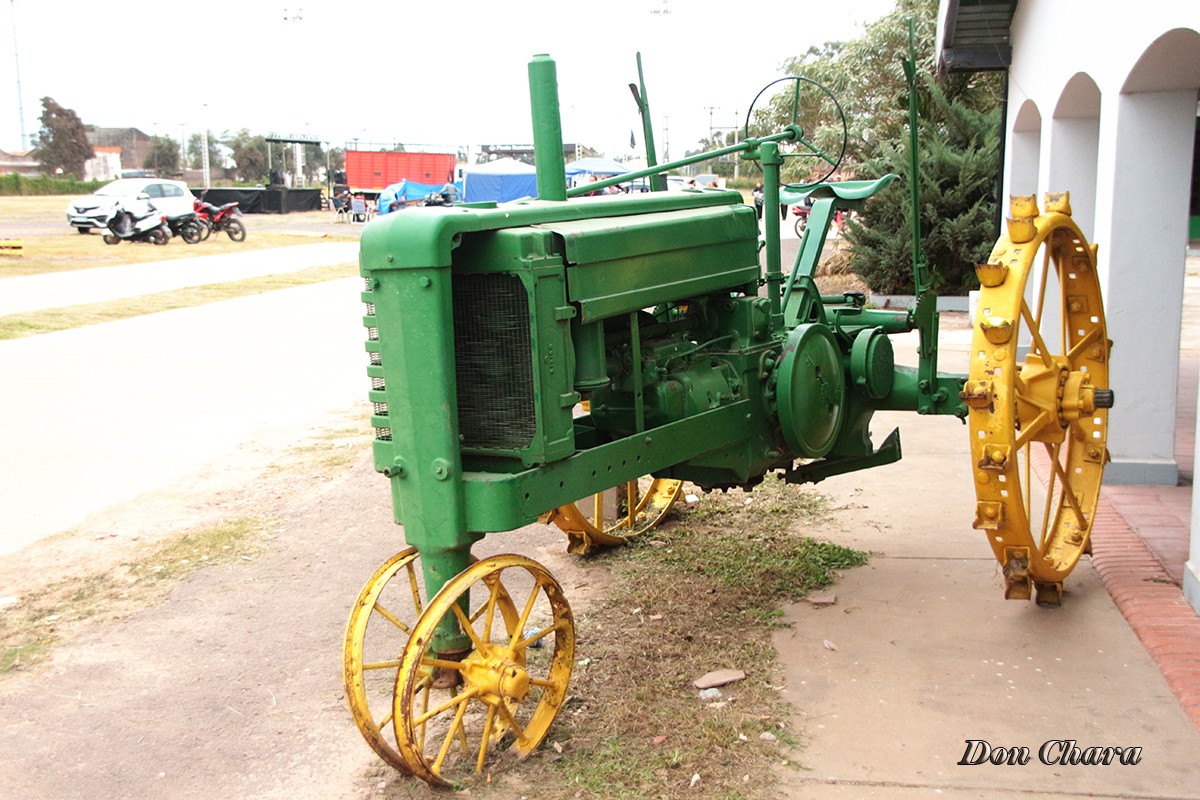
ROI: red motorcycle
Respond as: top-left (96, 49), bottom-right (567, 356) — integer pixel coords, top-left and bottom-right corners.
top-left (791, 201), bottom-right (847, 237)
top-left (193, 195), bottom-right (246, 242)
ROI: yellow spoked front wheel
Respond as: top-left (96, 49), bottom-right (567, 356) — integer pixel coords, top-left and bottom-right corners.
top-left (393, 555), bottom-right (574, 785)
top-left (965, 193), bottom-right (1113, 605)
top-left (543, 477), bottom-right (684, 555)
top-left (342, 548), bottom-right (424, 773)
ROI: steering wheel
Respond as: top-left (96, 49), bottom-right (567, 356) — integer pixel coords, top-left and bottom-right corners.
top-left (743, 76), bottom-right (848, 188)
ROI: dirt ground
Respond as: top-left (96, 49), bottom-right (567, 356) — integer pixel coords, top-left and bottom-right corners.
top-left (0, 199), bottom-right (837, 800)
top-left (0, 405), bottom-right (610, 800)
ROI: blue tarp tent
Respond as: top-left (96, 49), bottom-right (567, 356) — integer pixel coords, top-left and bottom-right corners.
top-left (376, 180), bottom-right (464, 215)
top-left (463, 158), bottom-right (538, 203)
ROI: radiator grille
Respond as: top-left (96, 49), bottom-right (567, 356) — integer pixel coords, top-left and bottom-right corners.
top-left (363, 277), bottom-right (390, 441)
top-left (453, 273), bottom-right (536, 450)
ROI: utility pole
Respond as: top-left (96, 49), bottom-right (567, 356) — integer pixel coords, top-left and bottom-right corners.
top-left (9, 0), bottom-right (27, 149)
top-left (201, 105), bottom-right (210, 188)
top-left (704, 106), bottom-right (718, 145)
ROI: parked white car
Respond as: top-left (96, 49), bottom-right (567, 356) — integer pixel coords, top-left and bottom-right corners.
top-left (66, 178), bottom-right (194, 233)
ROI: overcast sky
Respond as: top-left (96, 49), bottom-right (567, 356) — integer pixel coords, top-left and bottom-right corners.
top-left (2, 0), bottom-right (895, 160)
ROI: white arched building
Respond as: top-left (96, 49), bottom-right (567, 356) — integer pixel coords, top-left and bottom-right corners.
top-left (937, 1), bottom-right (1200, 612)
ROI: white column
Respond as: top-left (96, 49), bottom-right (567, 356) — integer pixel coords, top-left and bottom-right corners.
top-left (1097, 89), bottom-right (1194, 485)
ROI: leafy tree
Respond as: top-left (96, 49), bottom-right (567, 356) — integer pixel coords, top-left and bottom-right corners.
top-left (30, 97), bottom-right (93, 178)
top-left (187, 131), bottom-right (222, 171)
top-left (687, 130), bottom-right (740, 177)
top-left (301, 142), bottom-right (337, 182)
top-left (328, 146), bottom-right (344, 174)
top-left (145, 135), bottom-right (180, 174)
top-left (226, 129), bottom-right (269, 183)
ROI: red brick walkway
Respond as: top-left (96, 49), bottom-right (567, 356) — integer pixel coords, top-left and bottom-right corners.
top-left (1091, 355), bottom-right (1200, 729)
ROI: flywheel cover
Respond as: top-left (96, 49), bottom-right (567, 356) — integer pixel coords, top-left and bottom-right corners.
top-left (776, 323), bottom-right (845, 458)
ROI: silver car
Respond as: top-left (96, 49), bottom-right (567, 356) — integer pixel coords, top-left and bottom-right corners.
top-left (66, 178), bottom-right (194, 232)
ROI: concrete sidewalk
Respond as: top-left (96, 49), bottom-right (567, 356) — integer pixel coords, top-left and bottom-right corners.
top-left (0, 241), bottom-right (359, 316)
top-left (771, 317), bottom-right (1200, 798)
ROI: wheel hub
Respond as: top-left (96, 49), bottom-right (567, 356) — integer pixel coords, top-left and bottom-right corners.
top-left (460, 644), bottom-right (530, 705)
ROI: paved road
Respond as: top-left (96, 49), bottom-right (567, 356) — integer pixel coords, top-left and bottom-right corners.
top-left (0, 242), bottom-right (359, 316)
top-left (0, 260), bottom-right (364, 555)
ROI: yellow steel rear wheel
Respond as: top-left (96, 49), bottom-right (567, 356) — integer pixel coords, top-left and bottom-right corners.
top-left (393, 555), bottom-right (574, 785)
top-left (965, 193), bottom-right (1112, 604)
top-left (543, 477), bottom-right (684, 554)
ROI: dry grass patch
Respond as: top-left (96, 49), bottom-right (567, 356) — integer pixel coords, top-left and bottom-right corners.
top-left (0, 262), bottom-right (356, 339)
top-left (0, 517), bottom-right (273, 674)
top-left (448, 476), bottom-right (867, 800)
top-left (0, 230), bottom-right (354, 278)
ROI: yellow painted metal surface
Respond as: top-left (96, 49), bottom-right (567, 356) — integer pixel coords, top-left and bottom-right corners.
top-left (342, 548), bottom-right (422, 774)
top-left (543, 477), bottom-right (684, 554)
top-left (965, 193), bottom-right (1111, 604)
top-left (392, 555), bottom-right (575, 785)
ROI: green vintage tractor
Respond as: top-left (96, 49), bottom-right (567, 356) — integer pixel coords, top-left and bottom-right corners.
top-left (341, 53), bottom-right (1112, 785)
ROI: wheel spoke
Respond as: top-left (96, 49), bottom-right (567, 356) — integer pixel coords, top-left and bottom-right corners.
top-left (450, 602), bottom-right (486, 652)
top-left (414, 686), bottom-right (477, 728)
top-left (495, 700), bottom-right (528, 746)
top-left (404, 561), bottom-right (423, 616)
top-left (476, 705), bottom-right (498, 773)
top-left (417, 681), bottom-right (431, 750)
top-left (371, 602), bottom-right (412, 634)
top-left (1039, 442), bottom-right (1060, 549)
top-left (431, 690), bottom-right (474, 774)
top-left (1066, 326), bottom-right (1102, 364)
top-left (1014, 409), bottom-right (1052, 450)
top-left (1020, 300), bottom-right (1056, 368)
top-left (1049, 450), bottom-right (1088, 527)
top-left (476, 577), bottom-right (502, 643)
top-left (515, 621), bottom-right (561, 652)
top-left (511, 580), bottom-right (543, 648)
top-left (1023, 441), bottom-right (1032, 518)
top-left (363, 658), bottom-right (403, 671)
top-left (1034, 245), bottom-right (1051, 328)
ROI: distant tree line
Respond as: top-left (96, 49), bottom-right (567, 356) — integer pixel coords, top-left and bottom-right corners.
top-left (26, 97), bottom-right (345, 186)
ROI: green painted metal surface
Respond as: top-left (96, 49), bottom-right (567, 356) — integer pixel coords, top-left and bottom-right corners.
top-left (358, 51), bottom-right (970, 609)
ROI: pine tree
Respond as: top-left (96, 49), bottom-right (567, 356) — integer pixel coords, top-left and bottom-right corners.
top-left (846, 75), bottom-right (1001, 295)
top-left (753, 0), bottom-right (1004, 295)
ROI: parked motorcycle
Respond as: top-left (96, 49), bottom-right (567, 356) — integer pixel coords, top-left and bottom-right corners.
top-left (102, 196), bottom-right (170, 245)
top-left (193, 196), bottom-right (246, 242)
top-left (417, 184), bottom-right (460, 208)
top-left (166, 211), bottom-right (204, 244)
